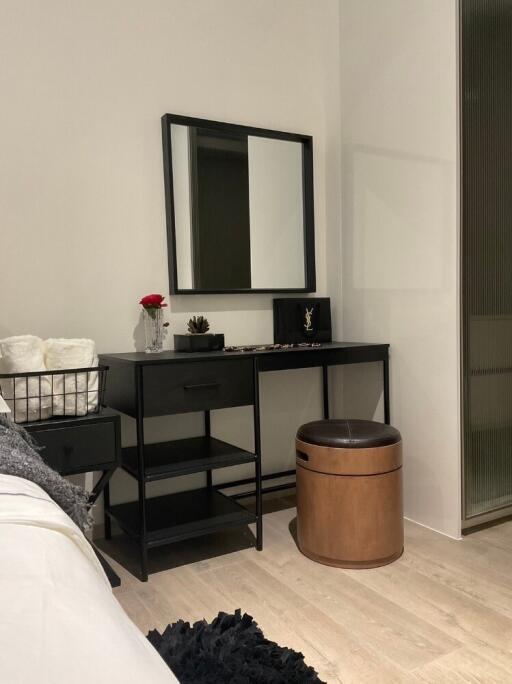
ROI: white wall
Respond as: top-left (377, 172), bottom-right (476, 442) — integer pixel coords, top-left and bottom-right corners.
top-left (0, 0), bottom-right (342, 514)
top-left (0, 0), bottom-right (462, 539)
top-left (338, 0), bottom-right (461, 538)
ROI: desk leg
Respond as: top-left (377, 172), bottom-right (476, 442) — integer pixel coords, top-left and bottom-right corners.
top-left (87, 470), bottom-right (118, 587)
top-left (103, 481), bottom-right (111, 540)
top-left (136, 369), bottom-right (148, 582)
top-left (322, 364), bottom-right (330, 419)
top-left (253, 360), bottom-right (263, 551)
top-left (92, 544), bottom-right (121, 588)
top-left (89, 467), bottom-right (116, 539)
top-left (90, 467), bottom-right (116, 504)
top-left (383, 358), bottom-right (391, 425)
top-left (205, 410), bottom-right (212, 489)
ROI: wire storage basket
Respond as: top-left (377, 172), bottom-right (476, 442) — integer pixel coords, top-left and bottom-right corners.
top-left (0, 365), bottom-right (108, 424)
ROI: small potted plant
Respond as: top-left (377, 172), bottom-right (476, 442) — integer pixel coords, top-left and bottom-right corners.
top-left (174, 316), bottom-right (225, 353)
top-left (139, 294), bottom-right (168, 353)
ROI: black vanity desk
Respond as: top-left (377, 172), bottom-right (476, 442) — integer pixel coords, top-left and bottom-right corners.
top-left (100, 341), bottom-right (390, 581)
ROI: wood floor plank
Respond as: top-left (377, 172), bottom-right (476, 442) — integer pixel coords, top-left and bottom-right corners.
top-left (413, 646), bottom-right (512, 683)
top-left (195, 561), bottom-right (404, 682)
top-left (191, 561), bottom-right (341, 682)
top-left (117, 590), bottom-right (156, 633)
top-left (151, 564), bottom-right (241, 625)
top-left (254, 514), bottom-right (460, 672)
top-left (343, 552), bottom-right (512, 652)
top-left (403, 532), bottom-right (512, 622)
top-left (112, 508), bottom-right (512, 683)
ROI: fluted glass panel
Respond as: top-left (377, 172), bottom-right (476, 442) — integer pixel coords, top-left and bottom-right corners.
top-left (462, 0), bottom-right (512, 517)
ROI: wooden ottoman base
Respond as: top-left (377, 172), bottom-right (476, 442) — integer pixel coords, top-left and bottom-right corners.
top-left (296, 438), bottom-right (403, 569)
top-left (298, 545), bottom-right (404, 570)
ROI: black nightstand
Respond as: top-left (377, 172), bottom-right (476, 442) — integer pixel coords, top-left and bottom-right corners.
top-left (25, 409), bottom-right (121, 588)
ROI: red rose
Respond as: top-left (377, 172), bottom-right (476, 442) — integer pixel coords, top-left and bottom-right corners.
top-left (139, 293), bottom-right (168, 308)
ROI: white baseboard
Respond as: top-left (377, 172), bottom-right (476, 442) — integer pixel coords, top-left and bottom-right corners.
top-left (404, 516), bottom-right (462, 541)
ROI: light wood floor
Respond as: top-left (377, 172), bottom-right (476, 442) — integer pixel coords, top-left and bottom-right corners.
top-left (103, 499), bottom-right (512, 683)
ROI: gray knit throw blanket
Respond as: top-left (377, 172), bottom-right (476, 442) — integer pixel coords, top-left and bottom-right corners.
top-left (0, 416), bottom-right (92, 531)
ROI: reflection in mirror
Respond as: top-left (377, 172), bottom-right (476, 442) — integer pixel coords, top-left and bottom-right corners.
top-left (163, 115), bottom-right (314, 293)
top-left (248, 137), bottom-right (304, 289)
top-left (172, 124), bottom-right (251, 290)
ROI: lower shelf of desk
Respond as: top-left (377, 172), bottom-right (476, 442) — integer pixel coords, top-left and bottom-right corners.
top-left (106, 488), bottom-right (256, 548)
top-left (121, 436), bottom-right (256, 482)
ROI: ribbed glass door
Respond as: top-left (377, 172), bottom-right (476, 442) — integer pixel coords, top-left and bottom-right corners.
top-left (462, 0), bottom-right (512, 518)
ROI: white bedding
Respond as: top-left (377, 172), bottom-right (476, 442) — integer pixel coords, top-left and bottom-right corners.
top-left (0, 474), bottom-right (178, 684)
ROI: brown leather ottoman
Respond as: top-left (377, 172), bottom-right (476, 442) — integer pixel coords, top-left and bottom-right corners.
top-left (296, 419), bottom-right (403, 569)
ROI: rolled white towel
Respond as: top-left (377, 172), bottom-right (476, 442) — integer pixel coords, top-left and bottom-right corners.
top-left (0, 335), bottom-right (52, 422)
top-left (44, 338), bottom-right (99, 416)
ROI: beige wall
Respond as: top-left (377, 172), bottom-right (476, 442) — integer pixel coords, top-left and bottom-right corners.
top-left (338, 0), bottom-right (461, 538)
top-left (0, 1), bottom-right (342, 512)
top-left (0, 0), bottom-right (461, 538)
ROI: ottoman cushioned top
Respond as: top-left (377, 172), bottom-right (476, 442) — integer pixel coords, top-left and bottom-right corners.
top-left (297, 419), bottom-right (401, 449)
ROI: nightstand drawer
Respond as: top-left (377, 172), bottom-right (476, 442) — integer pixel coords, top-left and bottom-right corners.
top-left (33, 422), bottom-right (117, 475)
top-left (142, 359), bottom-right (254, 416)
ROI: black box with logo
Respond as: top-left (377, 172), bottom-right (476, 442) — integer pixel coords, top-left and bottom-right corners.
top-left (273, 298), bottom-right (332, 344)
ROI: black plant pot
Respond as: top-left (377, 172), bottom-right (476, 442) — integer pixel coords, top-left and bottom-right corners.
top-left (174, 333), bottom-right (225, 353)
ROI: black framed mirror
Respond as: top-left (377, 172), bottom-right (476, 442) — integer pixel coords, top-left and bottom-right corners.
top-left (161, 114), bottom-right (315, 294)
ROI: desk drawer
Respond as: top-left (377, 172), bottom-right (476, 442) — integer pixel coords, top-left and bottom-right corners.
top-left (32, 422), bottom-right (117, 475)
top-left (142, 359), bottom-right (254, 416)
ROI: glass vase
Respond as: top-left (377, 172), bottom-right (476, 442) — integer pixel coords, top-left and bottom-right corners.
top-left (143, 307), bottom-right (164, 353)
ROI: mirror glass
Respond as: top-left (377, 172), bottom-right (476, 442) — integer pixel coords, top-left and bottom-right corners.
top-left (163, 115), bottom-right (314, 293)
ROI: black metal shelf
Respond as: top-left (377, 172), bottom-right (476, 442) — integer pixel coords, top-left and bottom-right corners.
top-left (121, 436), bottom-right (256, 482)
top-left (106, 488), bottom-right (256, 548)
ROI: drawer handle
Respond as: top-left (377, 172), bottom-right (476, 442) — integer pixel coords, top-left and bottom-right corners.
top-left (183, 382), bottom-right (220, 391)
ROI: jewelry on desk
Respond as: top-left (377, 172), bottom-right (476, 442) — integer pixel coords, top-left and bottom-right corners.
top-left (224, 343), bottom-right (322, 353)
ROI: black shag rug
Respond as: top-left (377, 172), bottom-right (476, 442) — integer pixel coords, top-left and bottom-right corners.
top-left (147, 609), bottom-right (325, 683)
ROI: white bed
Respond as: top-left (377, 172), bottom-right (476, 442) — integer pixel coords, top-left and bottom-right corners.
top-left (0, 474), bottom-right (178, 684)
